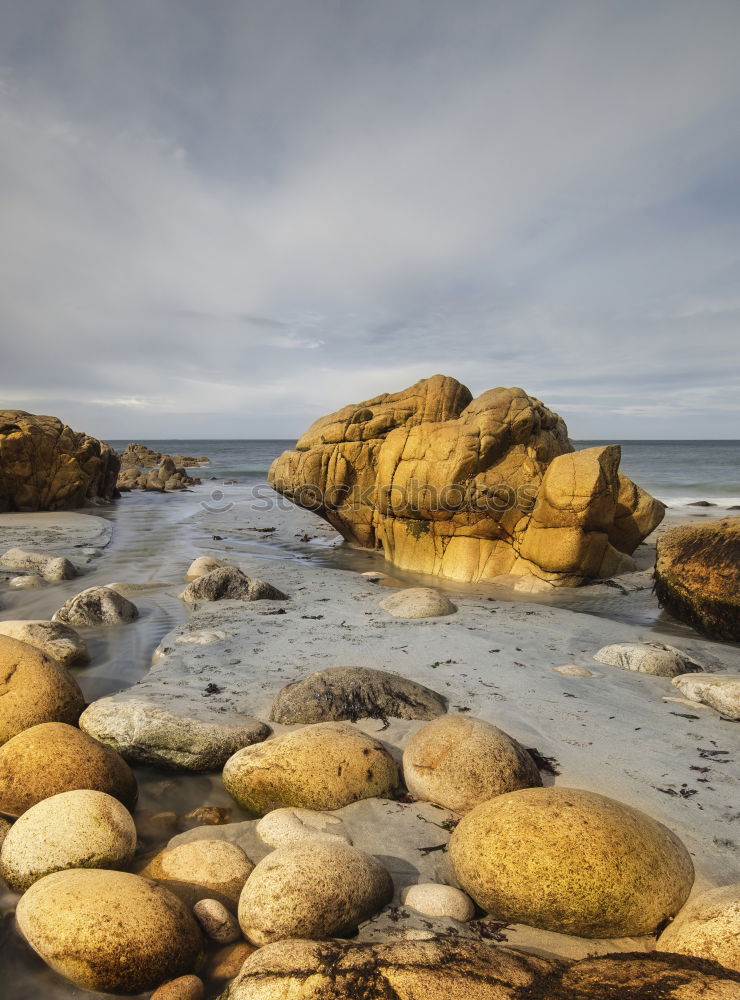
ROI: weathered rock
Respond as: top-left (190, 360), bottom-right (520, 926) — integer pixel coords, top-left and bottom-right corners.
top-left (8, 575), bottom-right (44, 589)
top-left (655, 517), bottom-right (740, 639)
top-left (548, 952), bottom-right (740, 999)
top-left (0, 411), bottom-right (120, 512)
top-left (449, 787), bottom-right (694, 937)
top-left (15, 869), bottom-right (204, 994)
top-left (0, 620), bottom-right (89, 667)
top-left (402, 883), bottom-right (475, 921)
top-left (657, 883), bottom-right (740, 972)
top-left (185, 556), bottom-right (228, 580)
top-left (0, 547), bottom-right (77, 580)
top-left (52, 585), bottom-right (139, 625)
top-left (0, 635), bottom-right (84, 745)
top-left (402, 714), bottom-right (541, 814)
top-left (553, 664), bottom-right (593, 677)
top-left (379, 588), bottom-right (457, 618)
top-left (672, 673), bottom-right (740, 720)
top-left (179, 567), bottom-right (288, 603)
top-left (271, 666), bottom-right (447, 724)
top-left (593, 641), bottom-right (704, 677)
top-left (237, 842), bottom-right (393, 945)
top-left (256, 807), bottom-right (352, 848)
top-left (193, 898), bottom-right (242, 943)
top-left (151, 976), bottom-right (205, 1000)
top-left (179, 806), bottom-right (232, 831)
top-left (223, 722), bottom-right (399, 815)
top-left (0, 721), bottom-right (137, 817)
top-left (222, 938), bottom-right (557, 999)
top-left (118, 445), bottom-right (201, 492)
top-left (139, 839), bottom-right (254, 907)
top-left (205, 941), bottom-right (256, 983)
top-left (268, 376), bottom-right (663, 587)
top-left (0, 789), bottom-right (136, 891)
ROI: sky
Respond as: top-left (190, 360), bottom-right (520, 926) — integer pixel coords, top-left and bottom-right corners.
top-left (1, 0), bottom-right (739, 441)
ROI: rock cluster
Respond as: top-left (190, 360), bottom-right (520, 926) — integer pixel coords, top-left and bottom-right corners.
top-left (655, 517), bottom-right (739, 639)
top-left (0, 547), bottom-right (77, 581)
top-left (0, 410), bottom-right (120, 511)
top-left (120, 443), bottom-right (209, 468)
top-left (118, 455), bottom-right (202, 492)
top-left (269, 375), bottom-right (664, 587)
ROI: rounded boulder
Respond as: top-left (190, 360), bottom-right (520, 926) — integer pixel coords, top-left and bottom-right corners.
top-left (237, 842), bottom-right (394, 945)
top-left (657, 883), bottom-right (740, 973)
top-left (0, 722), bottom-right (137, 817)
top-left (0, 635), bottom-right (85, 745)
top-left (402, 714), bottom-right (541, 813)
top-left (0, 789), bottom-right (136, 891)
top-left (449, 787), bottom-right (694, 938)
top-left (15, 869), bottom-right (204, 994)
top-left (139, 839), bottom-right (254, 907)
top-left (222, 722), bottom-right (399, 815)
top-left (0, 620), bottom-right (90, 667)
top-left (378, 588), bottom-right (457, 619)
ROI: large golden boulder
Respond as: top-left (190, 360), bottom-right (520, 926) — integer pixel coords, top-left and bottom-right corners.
top-left (268, 376), bottom-right (663, 586)
top-left (0, 410), bottom-right (119, 512)
top-left (655, 517), bottom-right (740, 639)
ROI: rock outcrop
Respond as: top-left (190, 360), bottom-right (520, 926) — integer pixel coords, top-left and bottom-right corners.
top-left (268, 376), bottom-right (664, 587)
top-left (117, 443), bottom-right (207, 491)
top-left (655, 517), bottom-right (740, 639)
top-left (0, 410), bottom-right (119, 511)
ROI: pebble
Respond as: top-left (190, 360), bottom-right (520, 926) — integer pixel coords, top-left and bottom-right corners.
top-left (151, 974), bottom-right (205, 1000)
top-left (402, 883), bottom-right (475, 921)
top-left (193, 898), bottom-right (242, 943)
top-left (553, 664), bottom-right (593, 677)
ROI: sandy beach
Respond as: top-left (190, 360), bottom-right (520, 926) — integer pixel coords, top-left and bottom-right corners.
top-left (1, 482), bottom-right (738, 996)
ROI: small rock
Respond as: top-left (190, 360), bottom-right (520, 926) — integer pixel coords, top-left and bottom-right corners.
top-left (0, 635), bottom-right (85, 745)
top-left (553, 664), bottom-right (593, 677)
top-left (270, 666), bottom-right (447, 724)
top-left (0, 620), bottom-right (90, 667)
top-left (179, 806), bottom-right (232, 831)
top-left (593, 642), bottom-right (704, 677)
top-left (179, 567), bottom-right (288, 603)
top-left (379, 588), bottom-right (457, 619)
top-left (237, 843), bottom-right (394, 946)
top-left (140, 839), bottom-right (254, 907)
top-left (223, 722), bottom-right (399, 815)
top-left (185, 556), bottom-right (228, 581)
top-left (671, 673), bottom-right (740, 720)
top-left (256, 807), bottom-right (352, 848)
top-left (53, 586), bottom-right (139, 626)
top-left (401, 883), bottom-right (475, 922)
top-left (0, 548), bottom-right (77, 581)
top-left (687, 500), bottom-right (717, 507)
top-left (193, 898), bottom-right (242, 943)
top-left (402, 713), bottom-right (541, 814)
top-left (0, 721), bottom-right (137, 816)
top-left (0, 789), bottom-right (136, 891)
top-left (135, 810), bottom-right (179, 843)
top-left (657, 883), bottom-right (740, 972)
top-left (151, 975), bottom-right (205, 1000)
top-left (204, 940), bottom-right (256, 983)
top-left (9, 575), bottom-right (44, 590)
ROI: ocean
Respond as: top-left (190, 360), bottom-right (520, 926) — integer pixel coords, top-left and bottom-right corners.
top-left (107, 439), bottom-right (740, 512)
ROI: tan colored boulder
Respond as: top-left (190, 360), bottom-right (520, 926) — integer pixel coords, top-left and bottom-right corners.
top-left (222, 938), bottom-right (556, 999)
top-left (185, 556), bottom-right (228, 580)
top-left (151, 976), bottom-right (205, 1000)
top-left (0, 410), bottom-right (120, 512)
top-left (0, 789), bottom-right (136, 891)
top-left (657, 883), bottom-right (740, 972)
top-left (205, 941), bottom-right (256, 983)
top-left (222, 722), bottom-right (399, 815)
top-left (15, 869), bottom-right (203, 993)
top-left (0, 548), bottom-right (77, 580)
top-left (268, 376), bottom-right (663, 587)
top-left (0, 721), bottom-right (137, 817)
top-left (270, 666), bottom-right (447, 724)
top-left (179, 566), bottom-right (287, 603)
top-left (672, 673), bottom-right (740, 720)
top-left (548, 952), bottom-right (740, 999)
top-left (237, 843), bottom-right (393, 945)
top-left (594, 641), bottom-right (703, 677)
top-left (449, 787), bottom-right (694, 938)
top-left (379, 588), bottom-right (457, 618)
top-left (139, 839), bottom-right (254, 907)
top-left (403, 714), bottom-right (541, 814)
top-left (0, 635), bottom-right (84, 745)
top-left (0, 619), bottom-right (90, 667)
top-left (402, 883), bottom-right (475, 921)
top-left (256, 807), bottom-right (352, 848)
top-left (655, 517), bottom-right (740, 639)
top-left (53, 585), bottom-right (139, 625)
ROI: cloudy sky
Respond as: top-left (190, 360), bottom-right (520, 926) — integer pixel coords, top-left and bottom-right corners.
top-left (1, 1), bottom-right (739, 440)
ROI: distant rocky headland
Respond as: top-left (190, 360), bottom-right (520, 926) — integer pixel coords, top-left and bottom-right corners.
top-left (269, 375), bottom-right (665, 589)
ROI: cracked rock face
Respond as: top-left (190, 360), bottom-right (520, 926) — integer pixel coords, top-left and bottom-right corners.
top-left (0, 410), bottom-right (120, 512)
top-left (268, 375), bottom-right (664, 586)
